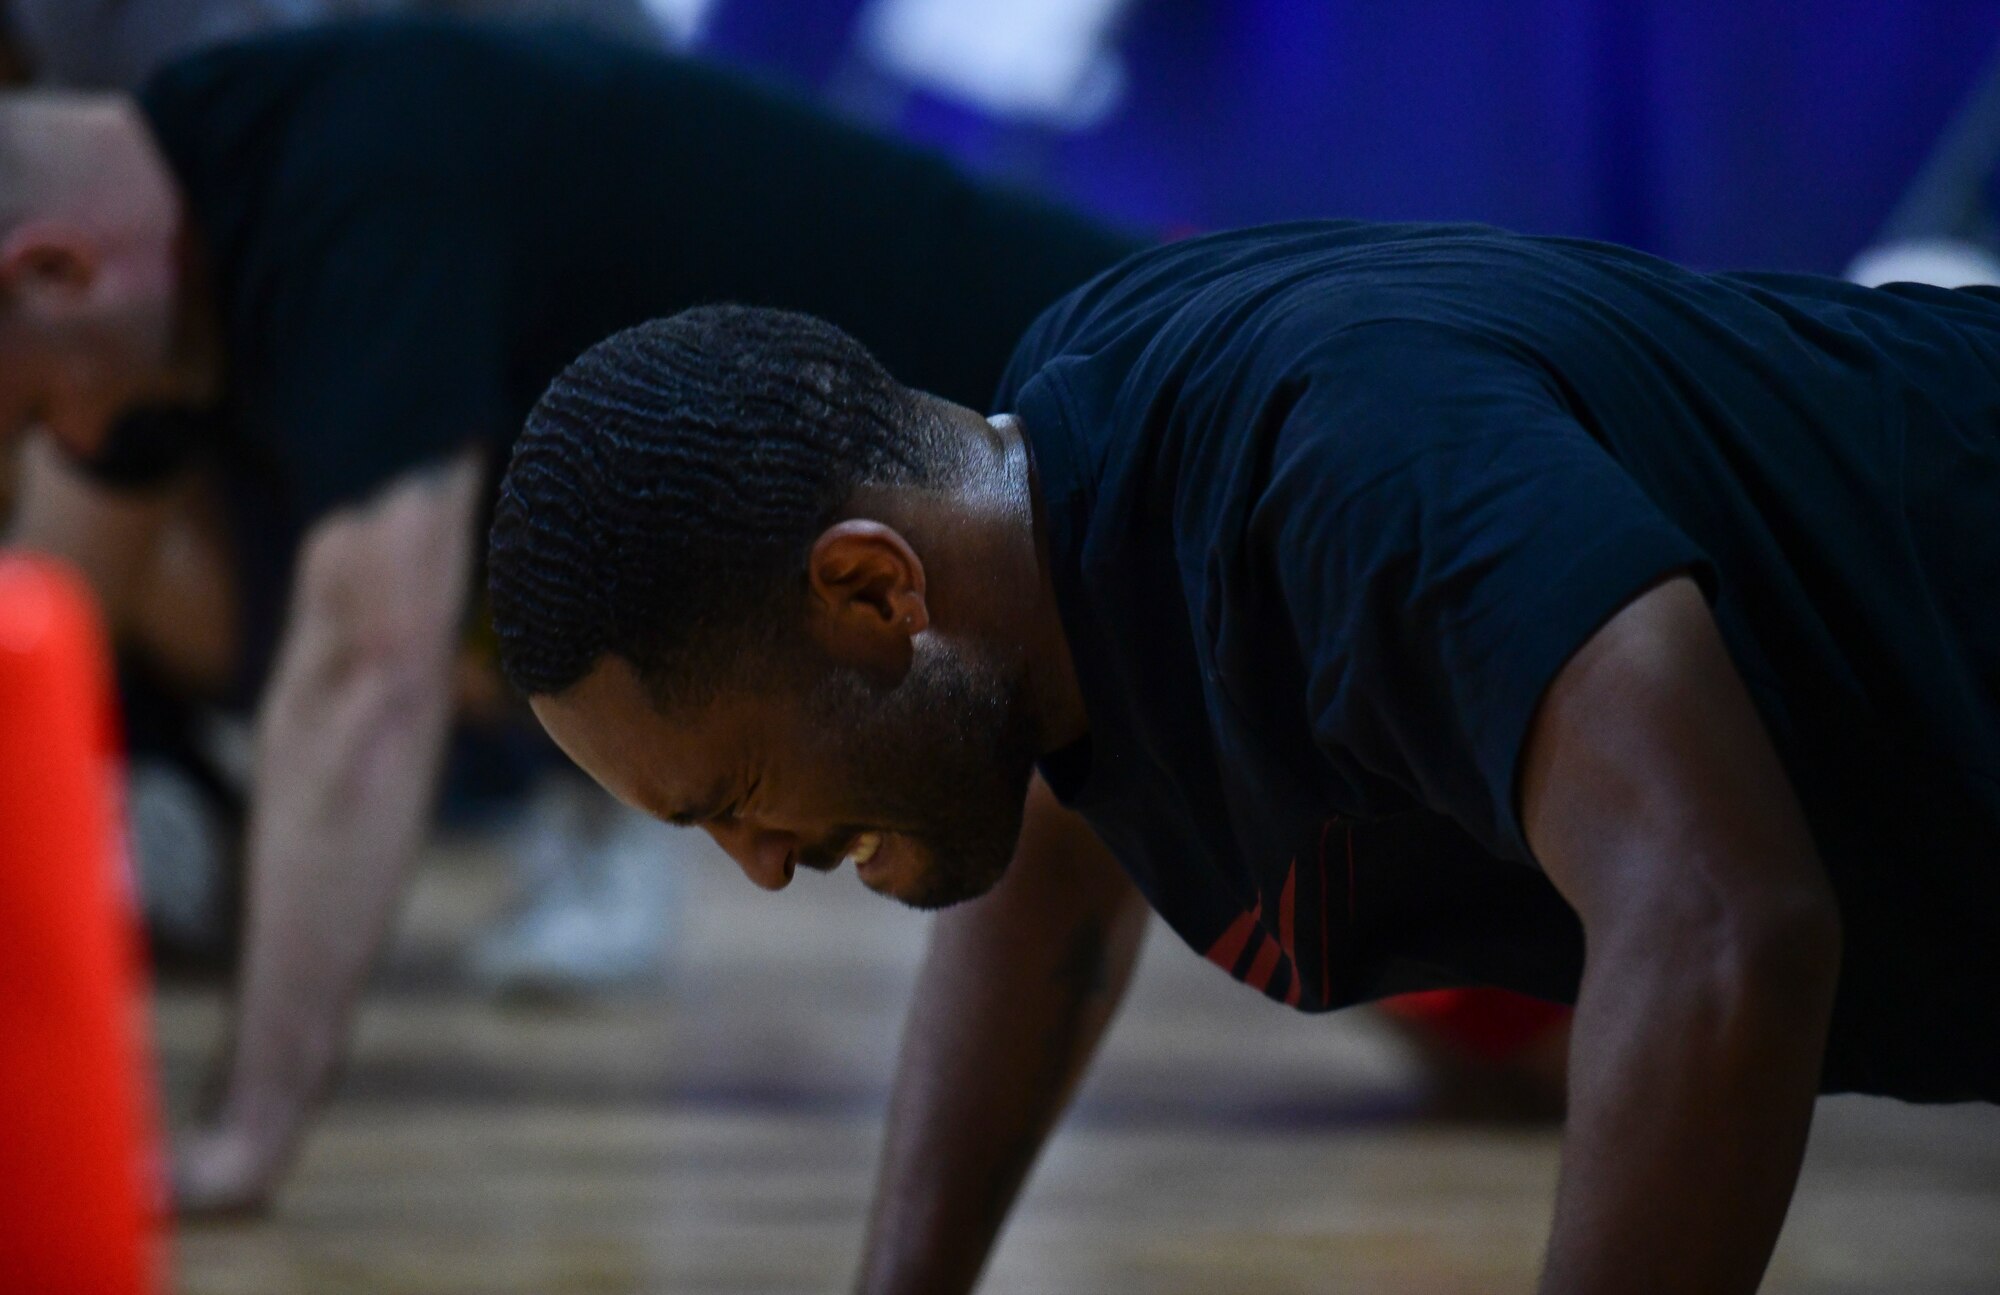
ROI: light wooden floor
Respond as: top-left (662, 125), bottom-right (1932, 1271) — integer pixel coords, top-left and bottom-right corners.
top-left (158, 832), bottom-right (2000, 1294)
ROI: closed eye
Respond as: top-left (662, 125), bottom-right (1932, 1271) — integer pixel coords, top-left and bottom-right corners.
top-left (665, 774), bottom-right (756, 829)
top-left (719, 777), bottom-right (761, 825)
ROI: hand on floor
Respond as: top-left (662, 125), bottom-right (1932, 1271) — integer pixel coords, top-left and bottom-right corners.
top-left (170, 1124), bottom-right (284, 1220)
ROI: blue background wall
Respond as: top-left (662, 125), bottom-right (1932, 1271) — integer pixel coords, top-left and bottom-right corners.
top-left (699, 1), bottom-right (2000, 273)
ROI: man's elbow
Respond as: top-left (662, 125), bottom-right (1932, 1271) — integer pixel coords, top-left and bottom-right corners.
top-left (264, 594), bottom-right (450, 756)
top-left (1602, 859), bottom-right (1843, 1020)
top-left (1649, 870), bottom-right (1844, 1033)
top-left (1725, 881), bottom-right (1842, 1010)
top-left (291, 521), bottom-right (461, 699)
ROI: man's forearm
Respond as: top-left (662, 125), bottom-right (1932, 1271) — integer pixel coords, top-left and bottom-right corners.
top-left (212, 637), bottom-right (456, 1144)
top-left (179, 453), bottom-right (481, 1211)
top-left (1517, 576), bottom-right (1847, 1295)
top-left (856, 784), bottom-right (1147, 1295)
top-left (1540, 892), bottom-right (1840, 1293)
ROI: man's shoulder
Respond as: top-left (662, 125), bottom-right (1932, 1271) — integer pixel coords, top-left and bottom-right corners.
top-left (144, 15), bottom-right (546, 99)
top-left (144, 18), bottom-right (568, 257)
top-left (995, 220), bottom-right (1562, 383)
top-left (141, 17), bottom-right (628, 171)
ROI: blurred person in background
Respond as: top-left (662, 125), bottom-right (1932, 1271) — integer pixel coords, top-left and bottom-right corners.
top-left (0, 0), bottom-right (691, 1004)
top-left (0, 15), bottom-right (1141, 1213)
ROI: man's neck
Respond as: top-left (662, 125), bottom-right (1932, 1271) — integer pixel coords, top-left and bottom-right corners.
top-left (993, 412), bottom-right (1089, 757)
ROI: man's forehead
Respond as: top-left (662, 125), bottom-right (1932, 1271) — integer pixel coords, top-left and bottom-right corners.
top-left (528, 657), bottom-right (742, 821)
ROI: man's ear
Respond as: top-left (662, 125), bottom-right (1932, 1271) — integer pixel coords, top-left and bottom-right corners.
top-left (0, 222), bottom-right (100, 303)
top-left (804, 520), bottom-right (928, 674)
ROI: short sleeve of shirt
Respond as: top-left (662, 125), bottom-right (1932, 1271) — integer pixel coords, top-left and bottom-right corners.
top-left (244, 174), bottom-right (510, 519)
top-left (1255, 319), bottom-right (1713, 863)
top-left (992, 286), bottom-right (1085, 416)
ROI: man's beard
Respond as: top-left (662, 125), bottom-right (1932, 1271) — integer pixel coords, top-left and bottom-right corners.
top-left (802, 638), bottom-right (1040, 910)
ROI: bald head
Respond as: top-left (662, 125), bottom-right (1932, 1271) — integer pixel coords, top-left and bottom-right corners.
top-left (0, 92), bottom-right (164, 231)
top-left (0, 91), bottom-right (195, 453)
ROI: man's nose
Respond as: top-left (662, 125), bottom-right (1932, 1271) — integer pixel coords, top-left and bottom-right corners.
top-left (705, 821), bottom-right (799, 891)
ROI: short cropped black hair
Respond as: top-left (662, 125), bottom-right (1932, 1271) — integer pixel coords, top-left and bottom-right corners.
top-left (488, 305), bottom-right (949, 707)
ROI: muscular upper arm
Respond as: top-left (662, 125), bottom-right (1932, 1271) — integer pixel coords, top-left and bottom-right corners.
top-left (1518, 576), bottom-right (1839, 953)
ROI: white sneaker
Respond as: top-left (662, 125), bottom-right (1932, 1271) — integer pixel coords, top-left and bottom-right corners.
top-left (467, 775), bottom-right (681, 999)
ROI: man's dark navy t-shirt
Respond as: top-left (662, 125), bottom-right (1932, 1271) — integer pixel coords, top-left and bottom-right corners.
top-left (996, 221), bottom-right (2000, 1102)
top-left (103, 18), bottom-right (1143, 680)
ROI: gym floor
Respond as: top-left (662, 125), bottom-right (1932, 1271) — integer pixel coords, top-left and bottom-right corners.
top-left (159, 833), bottom-right (2000, 1295)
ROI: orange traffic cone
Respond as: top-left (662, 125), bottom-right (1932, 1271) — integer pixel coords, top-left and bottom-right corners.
top-left (0, 557), bottom-right (161, 1294)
